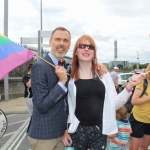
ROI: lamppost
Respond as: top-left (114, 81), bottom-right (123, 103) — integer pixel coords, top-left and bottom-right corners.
top-left (137, 51), bottom-right (139, 69)
top-left (40, 0), bottom-right (43, 57)
top-left (114, 40), bottom-right (117, 67)
top-left (4, 0), bottom-right (9, 100)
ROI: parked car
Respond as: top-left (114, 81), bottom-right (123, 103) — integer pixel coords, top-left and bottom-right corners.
top-left (126, 72), bottom-right (141, 83)
top-left (121, 72), bottom-right (141, 91)
top-left (118, 73), bottom-right (135, 92)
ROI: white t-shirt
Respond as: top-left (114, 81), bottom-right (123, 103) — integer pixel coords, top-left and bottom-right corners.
top-left (110, 71), bottom-right (118, 86)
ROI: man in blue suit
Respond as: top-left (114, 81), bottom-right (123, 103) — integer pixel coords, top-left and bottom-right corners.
top-left (27, 27), bottom-right (72, 150)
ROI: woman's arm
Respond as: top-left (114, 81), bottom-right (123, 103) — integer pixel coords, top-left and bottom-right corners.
top-left (132, 88), bottom-right (150, 105)
top-left (114, 73), bottom-right (146, 109)
top-left (26, 79), bottom-right (31, 88)
top-left (62, 130), bottom-right (72, 146)
top-left (107, 133), bottom-right (116, 139)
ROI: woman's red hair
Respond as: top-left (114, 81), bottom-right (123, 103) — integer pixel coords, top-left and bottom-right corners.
top-left (70, 35), bottom-right (100, 80)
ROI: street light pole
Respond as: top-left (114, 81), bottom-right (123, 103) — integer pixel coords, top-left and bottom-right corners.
top-left (114, 40), bottom-right (117, 67)
top-left (137, 51), bottom-right (139, 69)
top-left (40, 0), bottom-right (42, 31)
top-left (40, 0), bottom-right (43, 57)
top-left (4, 0), bottom-right (9, 100)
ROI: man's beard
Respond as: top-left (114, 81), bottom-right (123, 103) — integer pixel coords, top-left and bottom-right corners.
top-left (55, 51), bottom-right (66, 59)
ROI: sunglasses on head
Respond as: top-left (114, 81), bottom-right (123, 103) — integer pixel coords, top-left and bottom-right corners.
top-left (78, 44), bottom-right (95, 50)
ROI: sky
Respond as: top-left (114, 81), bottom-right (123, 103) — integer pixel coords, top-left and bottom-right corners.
top-left (0, 0), bottom-right (150, 64)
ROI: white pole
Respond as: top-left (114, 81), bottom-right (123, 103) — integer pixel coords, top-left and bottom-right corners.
top-left (4, 0), bottom-right (9, 100)
top-left (114, 40), bottom-right (117, 67)
top-left (137, 51), bottom-right (139, 69)
top-left (40, 0), bottom-right (42, 31)
top-left (40, 0), bottom-right (43, 57)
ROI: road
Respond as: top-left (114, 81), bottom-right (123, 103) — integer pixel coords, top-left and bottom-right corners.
top-left (0, 114), bottom-right (150, 150)
top-left (0, 114), bottom-right (31, 150)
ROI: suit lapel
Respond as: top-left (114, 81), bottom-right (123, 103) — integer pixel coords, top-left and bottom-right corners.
top-left (44, 54), bottom-right (55, 66)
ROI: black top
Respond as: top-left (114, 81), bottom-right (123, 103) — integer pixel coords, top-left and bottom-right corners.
top-left (75, 79), bottom-right (105, 126)
top-left (22, 74), bottom-right (32, 98)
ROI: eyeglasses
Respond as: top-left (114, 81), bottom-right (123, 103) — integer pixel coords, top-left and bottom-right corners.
top-left (78, 44), bottom-right (95, 50)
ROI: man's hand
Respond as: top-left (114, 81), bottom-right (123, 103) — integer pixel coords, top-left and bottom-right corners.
top-left (55, 66), bottom-right (68, 85)
top-left (96, 63), bottom-right (108, 78)
top-left (62, 130), bottom-right (72, 146)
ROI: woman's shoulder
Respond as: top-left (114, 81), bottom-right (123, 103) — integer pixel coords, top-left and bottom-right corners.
top-left (101, 72), bottom-right (112, 80)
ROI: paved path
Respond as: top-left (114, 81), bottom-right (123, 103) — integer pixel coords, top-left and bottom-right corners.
top-left (0, 97), bottom-right (28, 114)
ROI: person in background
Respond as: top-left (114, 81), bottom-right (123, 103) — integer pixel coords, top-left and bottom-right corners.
top-left (27, 27), bottom-right (108, 150)
top-left (108, 105), bottom-right (132, 150)
top-left (22, 63), bottom-right (33, 117)
top-left (62, 35), bottom-right (145, 150)
top-left (129, 64), bottom-right (150, 150)
top-left (66, 63), bottom-right (71, 74)
top-left (111, 67), bottom-right (119, 93)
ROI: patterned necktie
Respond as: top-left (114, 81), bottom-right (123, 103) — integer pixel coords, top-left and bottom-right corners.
top-left (58, 59), bottom-right (65, 66)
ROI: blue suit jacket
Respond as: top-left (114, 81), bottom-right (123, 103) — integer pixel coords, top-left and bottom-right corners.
top-left (27, 54), bottom-right (68, 139)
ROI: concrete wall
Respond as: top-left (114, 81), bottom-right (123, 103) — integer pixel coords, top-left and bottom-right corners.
top-left (0, 77), bottom-right (24, 100)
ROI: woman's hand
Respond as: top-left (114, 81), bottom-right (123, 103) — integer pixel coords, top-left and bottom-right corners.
top-left (62, 130), bottom-right (72, 146)
top-left (107, 133), bottom-right (116, 139)
top-left (127, 73), bottom-right (146, 90)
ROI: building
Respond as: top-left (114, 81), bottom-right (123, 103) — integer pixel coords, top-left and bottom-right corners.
top-left (108, 61), bottom-right (137, 69)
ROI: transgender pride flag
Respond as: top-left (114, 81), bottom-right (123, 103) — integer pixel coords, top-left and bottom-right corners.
top-left (0, 33), bottom-right (36, 80)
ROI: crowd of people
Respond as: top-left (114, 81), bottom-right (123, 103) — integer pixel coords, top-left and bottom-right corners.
top-left (23, 27), bottom-right (150, 150)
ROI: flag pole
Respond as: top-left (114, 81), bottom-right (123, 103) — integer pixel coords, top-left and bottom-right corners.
top-left (36, 55), bottom-right (70, 76)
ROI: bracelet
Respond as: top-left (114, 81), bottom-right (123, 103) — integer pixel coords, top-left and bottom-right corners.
top-left (126, 86), bottom-right (133, 93)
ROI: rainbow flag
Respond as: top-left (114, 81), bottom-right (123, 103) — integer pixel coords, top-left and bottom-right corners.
top-left (0, 33), bottom-right (36, 80)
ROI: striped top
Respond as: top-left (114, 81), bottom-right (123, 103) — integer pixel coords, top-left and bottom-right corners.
top-left (109, 120), bottom-right (132, 150)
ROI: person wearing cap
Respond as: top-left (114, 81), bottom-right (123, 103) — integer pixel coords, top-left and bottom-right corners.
top-left (110, 67), bottom-right (119, 93)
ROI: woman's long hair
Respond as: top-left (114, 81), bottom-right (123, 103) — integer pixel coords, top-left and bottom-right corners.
top-left (70, 35), bottom-right (98, 80)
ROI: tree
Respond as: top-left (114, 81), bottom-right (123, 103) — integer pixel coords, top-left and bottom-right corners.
top-left (132, 64), bottom-right (137, 70)
top-left (117, 64), bottom-right (123, 69)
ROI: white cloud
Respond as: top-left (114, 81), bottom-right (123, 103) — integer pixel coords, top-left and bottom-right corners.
top-left (0, 0), bottom-right (150, 64)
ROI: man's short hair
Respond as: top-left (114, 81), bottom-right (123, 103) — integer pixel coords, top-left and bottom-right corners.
top-left (51, 27), bottom-right (71, 39)
top-left (114, 67), bottom-right (119, 70)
